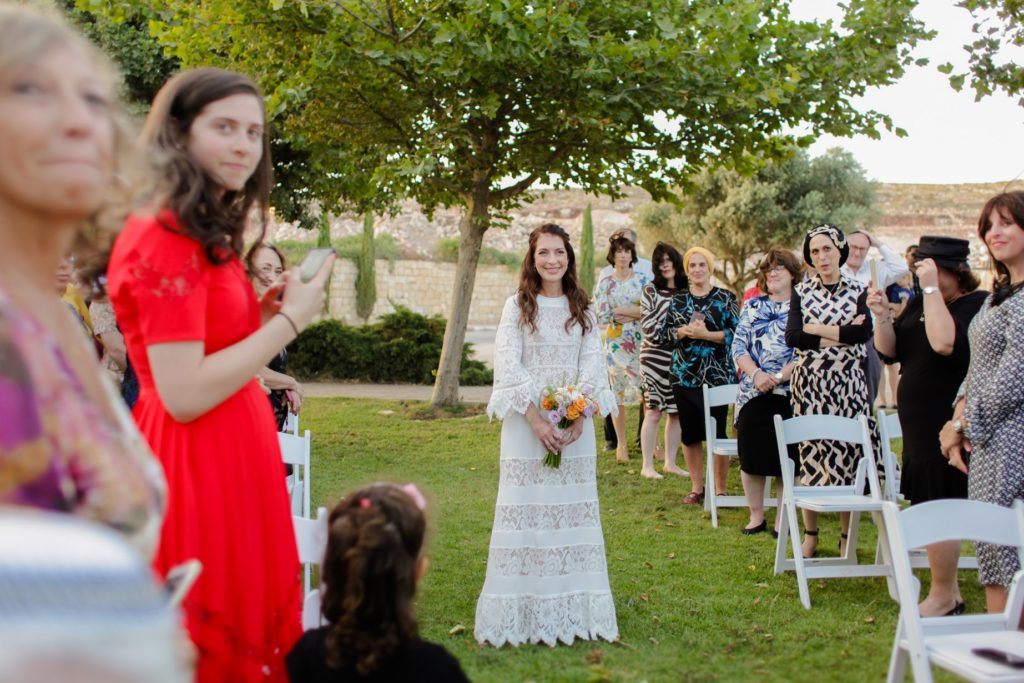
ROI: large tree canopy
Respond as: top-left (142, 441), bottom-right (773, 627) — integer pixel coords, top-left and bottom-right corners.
top-left (87, 0), bottom-right (928, 405)
top-left (636, 148), bottom-right (879, 293)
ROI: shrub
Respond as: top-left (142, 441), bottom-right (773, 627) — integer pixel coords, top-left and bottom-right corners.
top-left (287, 307), bottom-right (493, 385)
top-left (435, 237), bottom-right (521, 268)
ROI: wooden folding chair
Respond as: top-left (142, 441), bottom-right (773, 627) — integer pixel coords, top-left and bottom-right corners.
top-left (293, 506), bottom-right (328, 629)
top-left (703, 384), bottom-right (774, 527)
top-left (279, 430), bottom-right (312, 520)
top-left (772, 414), bottom-right (893, 609)
top-left (882, 499), bottom-right (1024, 683)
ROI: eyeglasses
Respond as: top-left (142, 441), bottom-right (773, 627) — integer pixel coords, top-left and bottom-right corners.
top-left (760, 264), bottom-right (788, 274)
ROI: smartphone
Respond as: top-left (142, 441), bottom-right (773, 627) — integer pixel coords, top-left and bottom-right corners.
top-left (689, 311), bottom-right (705, 324)
top-left (869, 259), bottom-right (880, 289)
top-left (164, 559), bottom-right (202, 607)
top-left (971, 648), bottom-right (1024, 669)
top-left (299, 247), bottom-right (336, 283)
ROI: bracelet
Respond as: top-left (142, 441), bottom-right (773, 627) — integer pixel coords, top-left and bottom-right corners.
top-left (277, 311), bottom-right (300, 338)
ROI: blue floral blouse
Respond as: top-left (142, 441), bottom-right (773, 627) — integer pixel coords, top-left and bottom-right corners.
top-left (730, 295), bottom-right (795, 421)
top-left (659, 286), bottom-right (739, 389)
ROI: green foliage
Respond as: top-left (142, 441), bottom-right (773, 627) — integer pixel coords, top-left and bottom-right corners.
top-left (355, 214), bottom-right (377, 320)
top-left (636, 147), bottom-right (879, 292)
top-left (287, 308), bottom-right (492, 385)
top-left (91, 0), bottom-right (929, 403)
top-left (580, 203), bottom-right (596, 296)
top-left (940, 1), bottom-right (1024, 106)
top-left (64, 0), bottom-right (179, 116)
top-left (435, 238), bottom-right (520, 269)
top-left (268, 234), bottom-right (401, 270)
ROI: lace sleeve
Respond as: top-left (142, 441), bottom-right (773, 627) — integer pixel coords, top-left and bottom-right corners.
top-left (578, 310), bottom-right (617, 416)
top-left (486, 296), bottom-right (538, 420)
top-left (89, 301), bottom-right (117, 336)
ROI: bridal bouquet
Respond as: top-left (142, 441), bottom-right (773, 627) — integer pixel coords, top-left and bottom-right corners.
top-left (539, 383), bottom-right (600, 468)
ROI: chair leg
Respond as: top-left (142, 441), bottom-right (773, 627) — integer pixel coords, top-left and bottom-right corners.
top-left (843, 511), bottom-right (862, 564)
top-left (705, 447), bottom-right (718, 528)
top-left (774, 499), bottom-right (790, 575)
top-left (782, 498), bottom-right (811, 608)
top-left (887, 623), bottom-right (909, 683)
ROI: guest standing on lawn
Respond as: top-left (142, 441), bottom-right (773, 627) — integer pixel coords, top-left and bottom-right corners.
top-left (639, 242), bottom-right (688, 479)
top-left (871, 235), bottom-right (985, 617)
top-left (663, 246), bottom-right (739, 505)
top-left (594, 233), bottom-right (648, 462)
top-left (108, 68), bottom-right (334, 681)
top-left (476, 223), bottom-right (618, 647)
top-left (731, 247), bottom-right (800, 535)
top-left (785, 224), bottom-right (876, 559)
top-left (941, 191), bottom-right (1024, 616)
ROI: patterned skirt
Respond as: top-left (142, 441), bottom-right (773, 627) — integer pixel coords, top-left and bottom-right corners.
top-left (790, 357), bottom-right (882, 487)
top-left (639, 344), bottom-right (676, 412)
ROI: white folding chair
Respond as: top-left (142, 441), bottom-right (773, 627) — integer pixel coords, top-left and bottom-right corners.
top-left (772, 414), bottom-right (893, 609)
top-left (882, 499), bottom-right (1024, 683)
top-left (285, 412), bottom-right (299, 436)
top-left (293, 506), bottom-right (328, 630)
top-left (877, 409), bottom-right (904, 503)
top-left (279, 430), bottom-right (312, 520)
top-left (703, 384), bottom-right (773, 527)
top-left (874, 409), bottom-right (979, 571)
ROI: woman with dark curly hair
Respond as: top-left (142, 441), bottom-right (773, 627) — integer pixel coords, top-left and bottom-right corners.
top-left (286, 483), bottom-right (469, 682)
top-left (107, 68), bottom-right (333, 680)
top-left (476, 223), bottom-right (618, 647)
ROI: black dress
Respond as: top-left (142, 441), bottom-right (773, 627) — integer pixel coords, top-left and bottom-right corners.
top-left (268, 348), bottom-right (289, 431)
top-left (879, 290), bottom-right (986, 504)
top-left (285, 629), bottom-right (470, 683)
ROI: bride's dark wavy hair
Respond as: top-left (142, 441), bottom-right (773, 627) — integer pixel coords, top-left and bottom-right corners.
top-left (517, 223), bottom-right (592, 334)
top-left (321, 484), bottom-right (425, 675)
top-left (139, 68), bottom-right (271, 264)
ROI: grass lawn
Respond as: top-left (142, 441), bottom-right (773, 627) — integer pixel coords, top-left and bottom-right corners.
top-left (300, 397), bottom-right (979, 683)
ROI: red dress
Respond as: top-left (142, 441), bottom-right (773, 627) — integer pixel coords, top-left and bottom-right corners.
top-left (108, 212), bottom-right (301, 681)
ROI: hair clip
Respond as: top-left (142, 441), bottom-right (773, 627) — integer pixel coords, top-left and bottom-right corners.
top-left (400, 484), bottom-right (428, 512)
top-left (358, 498), bottom-right (371, 509)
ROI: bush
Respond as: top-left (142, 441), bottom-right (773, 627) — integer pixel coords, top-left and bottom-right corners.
top-left (287, 307), bottom-right (493, 385)
top-left (267, 234), bottom-right (402, 270)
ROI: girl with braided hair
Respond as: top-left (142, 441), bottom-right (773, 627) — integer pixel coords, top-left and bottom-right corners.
top-left (286, 483), bottom-right (469, 682)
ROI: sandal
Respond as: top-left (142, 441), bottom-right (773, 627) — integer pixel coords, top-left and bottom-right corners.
top-left (681, 491), bottom-right (705, 505)
top-left (802, 529), bottom-right (819, 558)
top-left (839, 532), bottom-right (849, 555)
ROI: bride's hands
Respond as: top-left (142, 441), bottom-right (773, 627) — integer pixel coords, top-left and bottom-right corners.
top-left (559, 419), bottom-right (585, 448)
top-left (529, 414), bottom-right (562, 453)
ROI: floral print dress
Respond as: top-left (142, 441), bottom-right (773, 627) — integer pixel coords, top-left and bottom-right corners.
top-left (594, 270), bottom-right (648, 404)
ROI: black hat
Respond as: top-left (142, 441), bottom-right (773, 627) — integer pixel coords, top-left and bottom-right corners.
top-left (802, 224), bottom-right (849, 267)
top-left (914, 235), bottom-right (970, 272)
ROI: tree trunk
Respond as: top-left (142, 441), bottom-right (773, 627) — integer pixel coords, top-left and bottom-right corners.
top-left (430, 193), bottom-right (490, 407)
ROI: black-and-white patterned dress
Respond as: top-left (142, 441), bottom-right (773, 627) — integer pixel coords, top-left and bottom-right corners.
top-left (639, 284), bottom-right (684, 412)
top-left (963, 286), bottom-right (1024, 587)
top-left (785, 276), bottom-right (881, 486)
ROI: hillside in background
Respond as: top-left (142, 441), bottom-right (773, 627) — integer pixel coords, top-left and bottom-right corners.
top-left (271, 182), bottom-right (1019, 267)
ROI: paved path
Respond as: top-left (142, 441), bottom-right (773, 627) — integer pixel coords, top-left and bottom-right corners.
top-left (305, 382), bottom-right (492, 403)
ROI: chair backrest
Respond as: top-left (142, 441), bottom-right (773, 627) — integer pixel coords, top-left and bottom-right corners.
top-left (293, 507), bottom-right (328, 565)
top-left (285, 412), bottom-right (299, 436)
top-left (704, 383), bottom-right (739, 410)
top-left (773, 414), bottom-right (882, 500)
top-left (898, 498), bottom-right (1024, 552)
top-left (876, 409), bottom-right (902, 501)
top-left (279, 430), bottom-right (312, 519)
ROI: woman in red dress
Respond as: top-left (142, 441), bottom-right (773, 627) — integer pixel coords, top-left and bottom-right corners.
top-left (107, 68), bottom-right (334, 681)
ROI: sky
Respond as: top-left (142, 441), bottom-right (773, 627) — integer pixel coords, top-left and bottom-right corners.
top-left (790, 0), bottom-right (1024, 184)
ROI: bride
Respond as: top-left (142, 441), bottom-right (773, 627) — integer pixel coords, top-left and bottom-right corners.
top-left (475, 223), bottom-right (619, 647)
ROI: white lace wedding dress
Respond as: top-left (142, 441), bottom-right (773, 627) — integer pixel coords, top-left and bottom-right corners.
top-left (475, 294), bottom-right (620, 647)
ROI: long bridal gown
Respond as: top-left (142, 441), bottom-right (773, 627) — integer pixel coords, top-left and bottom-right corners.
top-left (475, 294), bottom-right (619, 647)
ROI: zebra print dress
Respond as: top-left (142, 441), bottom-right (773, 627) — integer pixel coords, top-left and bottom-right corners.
top-left (639, 284), bottom-right (684, 412)
top-left (787, 276), bottom-right (882, 486)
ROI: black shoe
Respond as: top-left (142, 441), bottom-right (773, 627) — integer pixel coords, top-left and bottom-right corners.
top-left (742, 520), bottom-right (767, 535)
top-left (604, 441), bottom-right (616, 452)
top-left (771, 529), bottom-right (779, 539)
top-left (944, 600), bottom-right (966, 616)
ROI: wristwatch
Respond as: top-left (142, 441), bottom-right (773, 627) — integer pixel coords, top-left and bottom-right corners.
top-left (922, 286), bottom-right (940, 295)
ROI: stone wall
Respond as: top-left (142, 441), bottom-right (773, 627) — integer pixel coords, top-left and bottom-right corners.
top-left (328, 259), bottom-right (605, 326)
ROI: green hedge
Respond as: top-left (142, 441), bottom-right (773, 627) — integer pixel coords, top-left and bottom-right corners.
top-left (287, 307), bottom-right (493, 385)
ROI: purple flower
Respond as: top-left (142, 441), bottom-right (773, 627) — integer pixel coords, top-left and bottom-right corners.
top-left (547, 411), bottom-right (560, 424)
top-left (580, 384), bottom-right (593, 396)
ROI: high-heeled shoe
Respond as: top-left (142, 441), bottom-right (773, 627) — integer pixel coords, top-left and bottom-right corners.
top-left (802, 529), bottom-right (818, 558)
top-left (839, 532), bottom-right (849, 556)
top-left (944, 600), bottom-right (966, 616)
top-left (742, 520), bottom-right (767, 535)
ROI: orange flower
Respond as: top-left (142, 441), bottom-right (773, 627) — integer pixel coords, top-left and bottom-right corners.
top-left (567, 407), bottom-right (580, 420)
top-left (541, 397), bottom-right (553, 410)
top-left (574, 398), bottom-right (586, 412)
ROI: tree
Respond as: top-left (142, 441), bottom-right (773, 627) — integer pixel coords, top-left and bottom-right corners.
top-left (91, 0), bottom-right (928, 405)
top-left (355, 214), bottom-right (377, 321)
top-left (635, 148), bottom-right (879, 293)
top-left (940, 1), bottom-right (1024, 105)
top-left (579, 204), bottom-right (595, 296)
